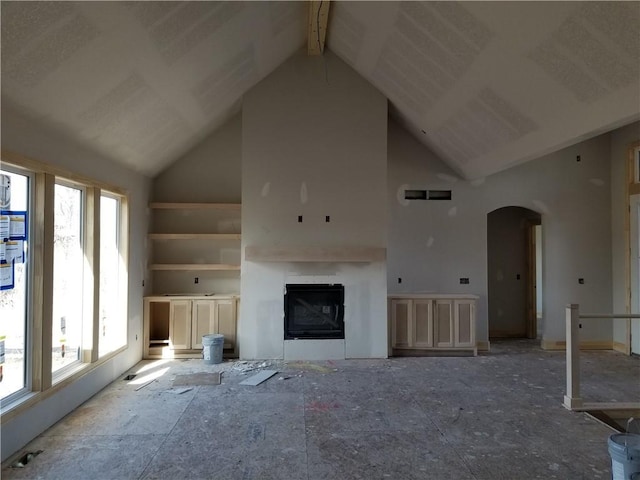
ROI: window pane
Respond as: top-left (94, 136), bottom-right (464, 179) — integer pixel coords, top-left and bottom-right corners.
top-left (0, 170), bottom-right (29, 400)
top-left (52, 184), bottom-right (83, 373)
top-left (99, 195), bottom-right (124, 356)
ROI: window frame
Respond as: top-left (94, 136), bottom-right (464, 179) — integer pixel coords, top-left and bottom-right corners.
top-left (0, 150), bottom-right (130, 420)
top-left (0, 164), bottom-right (35, 405)
top-left (51, 179), bottom-right (87, 381)
top-left (98, 191), bottom-right (128, 358)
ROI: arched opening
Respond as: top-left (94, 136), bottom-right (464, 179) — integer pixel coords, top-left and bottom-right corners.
top-left (487, 207), bottom-right (542, 339)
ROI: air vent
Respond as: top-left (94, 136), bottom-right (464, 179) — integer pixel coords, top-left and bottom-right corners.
top-left (404, 189), bottom-right (452, 200)
top-left (404, 189), bottom-right (427, 200)
top-left (427, 190), bottom-right (452, 200)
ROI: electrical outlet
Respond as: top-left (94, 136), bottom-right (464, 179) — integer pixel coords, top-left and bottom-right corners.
top-left (460, 278), bottom-right (470, 284)
top-left (298, 215), bottom-right (303, 223)
top-left (398, 277), bottom-right (402, 284)
top-left (578, 278), bottom-right (584, 284)
top-left (194, 277), bottom-right (199, 284)
top-left (326, 215), bottom-right (330, 222)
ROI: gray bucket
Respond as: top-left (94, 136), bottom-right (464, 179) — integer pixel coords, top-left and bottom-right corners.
top-left (202, 334), bottom-right (224, 365)
top-left (608, 433), bottom-right (640, 480)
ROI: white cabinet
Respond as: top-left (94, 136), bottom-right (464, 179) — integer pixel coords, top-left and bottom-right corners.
top-left (144, 296), bottom-right (239, 358)
top-left (191, 300), bottom-right (216, 349)
top-left (389, 295), bottom-right (477, 355)
top-left (169, 299), bottom-right (192, 350)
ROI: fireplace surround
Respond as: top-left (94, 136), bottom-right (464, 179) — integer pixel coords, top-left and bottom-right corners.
top-left (284, 284), bottom-right (345, 340)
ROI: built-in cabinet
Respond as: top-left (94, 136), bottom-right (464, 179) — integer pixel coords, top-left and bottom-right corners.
top-left (389, 294), bottom-right (478, 355)
top-left (144, 295), bottom-right (239, 358)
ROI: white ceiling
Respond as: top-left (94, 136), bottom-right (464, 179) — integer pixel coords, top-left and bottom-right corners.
top-left (2, 1), bottom-right (639, 179)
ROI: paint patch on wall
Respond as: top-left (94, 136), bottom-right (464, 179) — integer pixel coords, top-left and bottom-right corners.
top-left (261, 182), bottom-right (271, 197)
top-left (589, 178), bottom-right (604, 187)
top-left (470, 178), bottom-right (486, 186)
top-left (448, 206), bottom-right (458, 217)
top-left (397, 184), bottom-right (410, 206)
top-left (496, 270), bottom-right (504, 282)
top-left (426, 236), bottom-right (435, 248)
top-left (300, 182), bottom-right (308, 204)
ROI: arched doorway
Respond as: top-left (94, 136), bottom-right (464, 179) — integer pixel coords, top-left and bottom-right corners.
top-left (487, 207), bottom-right (542, 339)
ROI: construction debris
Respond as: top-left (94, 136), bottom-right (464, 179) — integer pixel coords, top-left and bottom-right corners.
top-left (232, 361), bottom-right (272, 374)
top-left (164, 387), bottom-right (193, 395)
top-left (134, 379), bottom-right (156, 391)
top-left (240, 370), bottom-right (278, 386)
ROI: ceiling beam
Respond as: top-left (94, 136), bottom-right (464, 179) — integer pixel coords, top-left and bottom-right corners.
top-left (307, 1), bottom-right (330, 56)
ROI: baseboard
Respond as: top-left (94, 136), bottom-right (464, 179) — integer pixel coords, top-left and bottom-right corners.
top-left (541, 340), bottom-right (613, 351)
top-left (612, 341), bottom-right (628, 354)
top-left (476, 341), bottom-right (490, 352)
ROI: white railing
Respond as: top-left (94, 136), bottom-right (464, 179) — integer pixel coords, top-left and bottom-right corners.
top-left (564, 304), bottom-right (640, 411)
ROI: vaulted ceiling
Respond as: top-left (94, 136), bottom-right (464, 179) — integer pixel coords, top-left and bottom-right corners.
top-left (2, 1), bottom-right (639, 179)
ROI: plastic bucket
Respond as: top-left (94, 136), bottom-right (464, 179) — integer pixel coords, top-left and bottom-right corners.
top-left (202, 334), bottom-right (224, 365)
top-left (608, 433), bottom-right (640, 480)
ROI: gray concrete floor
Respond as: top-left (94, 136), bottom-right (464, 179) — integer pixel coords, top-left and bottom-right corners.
top-left (3, 340), bottom-right (639, 480)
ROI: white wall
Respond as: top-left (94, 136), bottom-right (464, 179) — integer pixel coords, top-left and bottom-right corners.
top-left (151, 113), bottom-right (242, 295)
top-left (153, 113), bottom-right (242, 203)
top-left (388, 119), bottom-right (614, 345)
top-left (240, 50), bottom-right (388, 359)
top-left (1, 105), bottom-right (150, 461)
top-left (611, 121), bottom-right (640, 349)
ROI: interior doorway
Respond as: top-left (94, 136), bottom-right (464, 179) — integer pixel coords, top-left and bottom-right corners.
top-left (630, 194), bottom-right (640, 355)
top-left (487, 207), bottom-right (542, 339)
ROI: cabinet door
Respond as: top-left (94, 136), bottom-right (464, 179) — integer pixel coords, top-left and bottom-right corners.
top-left (216, 299), bottom-right (237, 352)
top-left (390, 299), bottom-right (412, 348)
top-left (169, 300), bottom-right (192, 350)
top-left (191, 300), bottom-right (217, 349)
top-left (413, 300), bottom-right (433, 347)
top-left (454, 300), bottom-right (475, 347)
top-left (434, 300), bottom-right (454, 348)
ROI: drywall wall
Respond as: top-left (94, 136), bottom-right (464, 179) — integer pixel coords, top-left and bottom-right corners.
top-left (388, 118), bottom-right (614, 345)
top-left (152, 113), bottom-right (242, 203)
top-left (151, 113), bottom-right (242, 295)
top-left (611, 121), bottom-right (640, 350)
top-left (241, 50), bottom-right (388, 359)
top-left (0, 104), bottom-right (150, 461)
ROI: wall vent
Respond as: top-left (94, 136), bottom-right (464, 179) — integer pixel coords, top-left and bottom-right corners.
top-left (404, 189), bottom-right (452, 200)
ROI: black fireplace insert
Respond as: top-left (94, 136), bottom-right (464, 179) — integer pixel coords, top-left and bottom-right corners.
top-left (284, 284), bottom-right (345, 340)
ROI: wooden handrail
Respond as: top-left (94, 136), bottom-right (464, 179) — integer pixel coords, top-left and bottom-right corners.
top-left (564, 304), bottom-right (640, 412)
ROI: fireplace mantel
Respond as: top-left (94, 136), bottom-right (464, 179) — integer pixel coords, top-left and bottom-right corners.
top-left (245, 246), bottom-right (386, 263)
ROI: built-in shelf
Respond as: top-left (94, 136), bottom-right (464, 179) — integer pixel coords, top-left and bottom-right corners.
top-left (148, 201), bottom-right (242, 294)
top-left (245, 246), bottom-right (386, 263)
top-left (148, 233), bottom-right (241, 240)
top-left (150, 264), bottom-right (241, 271)
top-left (150, 202), bottom-right (241, 210)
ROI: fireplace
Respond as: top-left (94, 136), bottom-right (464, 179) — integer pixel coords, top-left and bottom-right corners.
top-left (284, 284), bottom-right (345, 340)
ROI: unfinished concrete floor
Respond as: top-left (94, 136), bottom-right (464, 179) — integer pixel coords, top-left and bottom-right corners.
top-left (3, 340), bottom-right (639, 480)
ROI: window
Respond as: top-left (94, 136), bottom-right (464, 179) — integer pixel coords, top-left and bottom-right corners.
top-left (0, 152), bottom-right (130, 416)
top-left (0, 168), bottom-right (31, 402)
top-left (52, 183), bottom-right (84, 375)
top-left (99, 193), bottom-right (125, 356)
